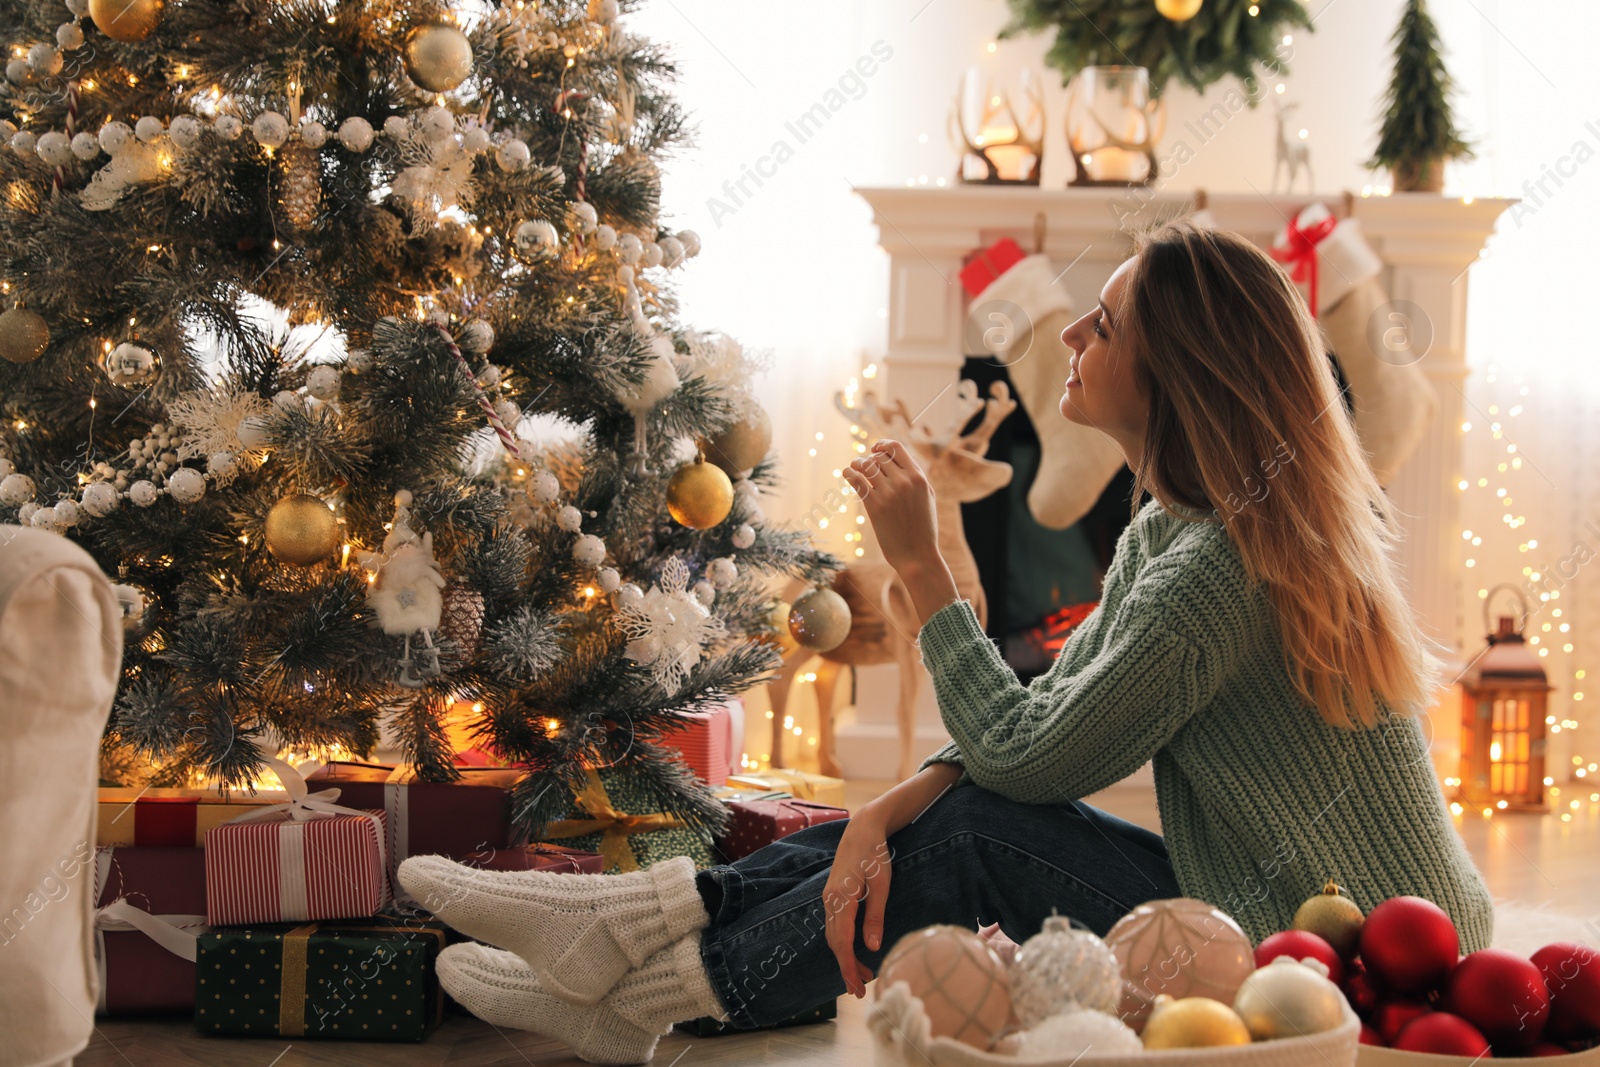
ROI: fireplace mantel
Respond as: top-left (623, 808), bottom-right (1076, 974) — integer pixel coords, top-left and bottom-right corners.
top-left (835, 185), bottom-right (1512, 778)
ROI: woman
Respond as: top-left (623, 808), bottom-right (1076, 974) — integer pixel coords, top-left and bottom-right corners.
top-left (398, 220), bottom-right (1494, 1064)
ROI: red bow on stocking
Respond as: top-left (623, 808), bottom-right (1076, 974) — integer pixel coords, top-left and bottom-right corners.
top-left (1270, 212), bottom-right (1338, 319)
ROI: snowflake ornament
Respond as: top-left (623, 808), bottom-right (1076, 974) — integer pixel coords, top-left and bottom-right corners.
top-left (614, 556), bottom-right (727, 696)
top-left (391, 110), bottom-right (476, 218)
top-left (167, 383), bottom-right (273, 459)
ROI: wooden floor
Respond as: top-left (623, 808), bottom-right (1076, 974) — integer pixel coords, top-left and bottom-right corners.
top-left (79, 779), bottom-right (1600, 1066)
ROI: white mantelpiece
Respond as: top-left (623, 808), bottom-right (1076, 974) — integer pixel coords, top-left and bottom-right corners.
top-left (835, 185), bottom-right (1511, 779)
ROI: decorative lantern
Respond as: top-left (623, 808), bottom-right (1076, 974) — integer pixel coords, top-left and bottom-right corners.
top-left (949, 66), bottom-right (1044, 185)
top-left (1064, 65), bottom-right (1166, 186)
top-left (1457, 585), bottom-right (1551, 812)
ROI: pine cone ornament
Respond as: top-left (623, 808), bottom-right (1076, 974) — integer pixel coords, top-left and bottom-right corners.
top-left (279, 141), bottom-right (322, 231)
top-left (441, 582), bottom-right (486, 660)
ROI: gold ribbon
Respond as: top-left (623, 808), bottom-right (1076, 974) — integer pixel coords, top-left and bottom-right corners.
top-left (543, 768), bottom-right (687, 873)
top-left (279, 923), bottom-right (318, 1037)
top-left (274, 921), bottom-right (449, 1036)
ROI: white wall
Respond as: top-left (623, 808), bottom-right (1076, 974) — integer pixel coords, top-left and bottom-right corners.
top-left (629, 0), bottom-right (1600, 783)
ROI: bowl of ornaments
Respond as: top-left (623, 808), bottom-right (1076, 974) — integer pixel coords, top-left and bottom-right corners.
top-left (867, 896), bottom-right (1362, 1066)
top-left (1263, 882), bottom-right (1600, 1063)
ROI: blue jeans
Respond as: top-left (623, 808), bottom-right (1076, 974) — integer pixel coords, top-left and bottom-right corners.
top-left (693, 782), bottom-right (1181, 1028)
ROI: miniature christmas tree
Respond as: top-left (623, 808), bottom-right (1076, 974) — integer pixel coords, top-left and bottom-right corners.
top-left (0, 0), bottom-right (838, 842)
top-left (1366, 0), bottom-right (1474, 191)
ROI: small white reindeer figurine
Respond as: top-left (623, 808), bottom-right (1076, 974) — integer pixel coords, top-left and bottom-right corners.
top-left (1273, 98), bottom-right (1315, 194)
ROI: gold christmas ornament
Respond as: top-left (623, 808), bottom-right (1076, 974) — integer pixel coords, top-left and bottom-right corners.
top-left (1141, 995), bottom-right (1252, 1049)
top-left (788, 585), bottom-right (852, 652)
top-left (1155, 0), bottom-right (1204, 20)
top-left (0, 307), bottom-right (50, 364)
top-left (264, 493), bottom-right (338, 565)
top-left (405, 22), bottom-right (474, 93)
top-left (666, 456), bottom-right (734, 530)
top-left (702, 405), bottom-right (773, 478)
top-left (100, 341), bottom-right (161, 388)
top-left (1291, 879), bottom-right (1366, 959)
top-left (87, 0), bottom-right (164, 42)
top-left (279, 141), bottom-right (321, 231)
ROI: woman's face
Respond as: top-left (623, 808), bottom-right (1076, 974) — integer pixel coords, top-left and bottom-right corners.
top-left (1058, 256), bottom-right (1150, 459)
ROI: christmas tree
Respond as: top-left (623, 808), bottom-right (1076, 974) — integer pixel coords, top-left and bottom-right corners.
top-left (0, 0), bottom-right (838, 842)
top-left (1366, 0), bottom-right (1473, 191)
top-left (999, 0), bottom-right (1312, 100)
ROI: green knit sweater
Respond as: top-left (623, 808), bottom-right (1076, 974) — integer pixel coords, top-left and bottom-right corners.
top-left (916, 496), bottom-right (1495, 950)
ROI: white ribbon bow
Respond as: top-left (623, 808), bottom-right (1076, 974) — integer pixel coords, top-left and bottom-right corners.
top-left (93, 899), bottom-right (206, 1014)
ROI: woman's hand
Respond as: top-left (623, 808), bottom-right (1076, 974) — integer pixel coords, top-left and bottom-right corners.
top-left (843, 440), bottom-right (942, 577)
top-left (844, 440), bottom-right (962, 626)
top-left (822, 805), bottom-right (894, 999)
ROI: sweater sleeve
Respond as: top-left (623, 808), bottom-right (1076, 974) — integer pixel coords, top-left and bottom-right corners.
top-left (912, 586), bottom-right (1235, 803)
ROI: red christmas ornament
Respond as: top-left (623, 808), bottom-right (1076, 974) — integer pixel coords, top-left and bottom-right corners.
top-left (1394, 1012), bottom-right (1492, 1056)
top-left (1343, 959), bottom-right (1380, 1016)
top-left (1256, 930), bottom-right (1344, 987)
top-left (1531, 942), bottom-right (1600, 1039)
top-left (1359, 1023), bottom-right (1385, 1047)
top-left (1448, 948), bottom-right (1550, 1048)
top-left (1375, 999), bottom-right (1433, 1044)
top-left (1359, 896), bottom-right (1460, 994)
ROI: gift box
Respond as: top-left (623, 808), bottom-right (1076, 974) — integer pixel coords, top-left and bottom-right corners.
top-left (657, 700), bottom-right (737, 786)
top-left (205, 806), bottom-right (388, 926)
top-left (92, 846), bottom-right (208, 1015)
top-left (715, 796), bottom-right (849, 861)
top-left (727, 768), bottom-right (846, 808)
top-left (193, 917), bottom-right (448, 1040)
top-left (96, 786), bottom-right (288, 848)
top-left (676, 997), bottom-right (837, 1036)
top-left (303, 760), bottom-right (394, 812)
top-left (383, 765), bottom-right (523, 866)
top-left (458, 842), bottom-right (605, 873)
top-left (544, 767), bottom-right (718, 874)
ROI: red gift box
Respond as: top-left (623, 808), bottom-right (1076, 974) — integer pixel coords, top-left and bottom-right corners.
top-left (383, 765), bottom-right (523, 866)
top-left (205, 807), bottom-right (389, 926)
top-left (96, 787), bottom-right (286, 847)
top-left (715, 797), bottom-right (849, 861)
top-left (303, 760), bottom-right (394, 813)
top-left (93, 846), bottom-right (207, 1015)
top-left (459, 843), bottom-right (605, 873)
top-left (658, 701), bottom-right (735, 786)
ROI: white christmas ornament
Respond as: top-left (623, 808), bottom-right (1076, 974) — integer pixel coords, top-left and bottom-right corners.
top-left (1011, 1009), bottom-right (1142, 1061)
top-left (462, 124), bottom-right (491, 153)
top-left (641, 241), bottom-right (663, 269)
top-left (658, 235), bottom-right (684, 267)
top-left (476, 364), bottom-right (501, 389)
top-left (678, 230), bottom-right (702, 257)
top-left (615, 557), bottom-right (727, 695)
top-left (383, 115), bottom-right (410, 141)
top-left (28, 43), bottom-right (62, 75)
top-left (134, 115), bottom-right (164, 143)
top-left (595, 224), bottom-right (617, 250)
top-left (70, 131), bottom-right (101, 159)
top-left (617, 233), bottom-right (642, 264)
top-left (420, 106), bottom-right (455, 142)
top-left (5, 61), bottom-right (32, 88)
top-left (495, 138), bottom-right (530, 172)
top-left (16, 502), bottom-right (38, 524)
top-left (128, 480), bottom-right (158, 507)
top-left (338, 117), bottom-right (374, 152)
top-left (572, 534), bottom-right (606, 566)
top-left (460, 319), bottom-right (494, 353)
top-left (34, 131), bottom-right (72, 165)
top-left (168, 115), bottom-right (201, 149)
top-left (531, 470), bottom-right (561, 505)
top-left (252, 111), bottom-right (289, 148)
top-left (732, 523), bottom-right (755, 549)
top-left (513, 219), bottom-right (559, 259)
top-left (0, 473), bottom-right (36, 506)
top-left (707, 556), bottom-right (738, 589)
top-left (81, 481), bottom-right (119, 517)
top-left (597, 566), bottom-right (621, 593)
top-left (306, 365), bottom-right (341, 400)
top-left (57, 22), bottom-right (84, 50)
top-left (299, 119), bottom-right (327, 148)
top-left (214, 115), bottom-right (243, 141)
top-left (166, 467), bottom-right (206, 503)
top-left (555, 505), bottom-right (583, 533)
top-left (51, 498), bottom-right (80, 527)
top-left (98, 121), bottom-right (133, 154)
top-left (1009, 917), bottom-right (1123, 1026)
top-left (493, 399), bottom-right (521, 429)
top-left (616, 582), bottom-right (644, 608)
top-left (30, 506), bottom-right (57, 529)
top-left (206, 450), bottom-right (237, 484)
top-left (272, 389), bottom-right (303, 414)
top-left (692, 580), bottom-right (716, 607)
top-left (570, 201), bottom-right (598, 233)
top-left (9, 130), bottom-right (36, 154)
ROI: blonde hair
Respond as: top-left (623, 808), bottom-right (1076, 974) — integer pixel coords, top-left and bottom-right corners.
top-left (1120, 219), bottom-right (1448, 728)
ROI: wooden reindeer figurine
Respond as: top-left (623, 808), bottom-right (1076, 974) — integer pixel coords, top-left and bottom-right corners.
top-left (769, 380), bottom-right (1017, 782)
top-left (1273, 98), bottom-right (1314, 194)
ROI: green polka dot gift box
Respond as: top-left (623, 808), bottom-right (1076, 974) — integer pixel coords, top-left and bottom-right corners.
top-left (193, 917), bottom-right (447, 1041)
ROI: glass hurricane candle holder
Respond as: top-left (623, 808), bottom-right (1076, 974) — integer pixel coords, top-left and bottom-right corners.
top-left (1064, 65), bottom-right (1166, 186)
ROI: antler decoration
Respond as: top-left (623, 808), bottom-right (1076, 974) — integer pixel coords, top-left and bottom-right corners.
top-left (950, 73), bottom-right (1045, 182)
top-left (835, 381), bottom-right (1016, 455)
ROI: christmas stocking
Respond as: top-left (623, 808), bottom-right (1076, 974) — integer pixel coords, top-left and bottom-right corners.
top-left (1266, 202), bottom-right (1438, 486)
top-left (961, 239), bottom-right (1127, 530)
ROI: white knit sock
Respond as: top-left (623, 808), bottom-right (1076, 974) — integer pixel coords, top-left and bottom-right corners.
top-left (397, 853), bottom-right (709, 1005)
top-left (437, 936), bottom-right (730, 1065)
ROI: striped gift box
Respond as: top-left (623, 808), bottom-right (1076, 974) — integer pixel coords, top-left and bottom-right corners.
top-left (205, 809), bottom-right (388, 927)
top-left (658, 700), bottom-right (736, 786)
